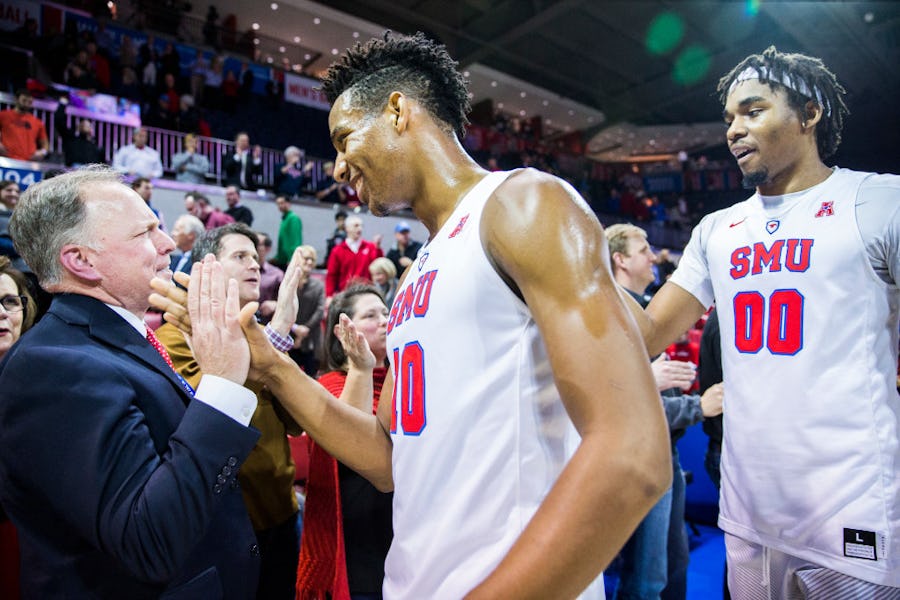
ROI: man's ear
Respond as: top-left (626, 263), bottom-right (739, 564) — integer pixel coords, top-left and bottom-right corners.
top-left (802, 100), bottom-right (824, 130)
top-left (387, 91), bottom-right (410, 134)
top-left (59, 244), bottom-right (102, 283)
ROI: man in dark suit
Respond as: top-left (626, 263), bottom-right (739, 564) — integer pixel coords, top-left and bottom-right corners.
top-left (0, 166), bottom-right (262, 598)
top-left (222, 132), bottom-right (262, 190)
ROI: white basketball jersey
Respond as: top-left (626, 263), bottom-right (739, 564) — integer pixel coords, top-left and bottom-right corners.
top-left (383, 171), bottom-right (600, 599)
top-left (671, 168), bottom-right (900, 586)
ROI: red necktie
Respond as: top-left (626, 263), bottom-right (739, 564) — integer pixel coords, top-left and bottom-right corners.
top-left (146, 327), bottom-right (175, 371)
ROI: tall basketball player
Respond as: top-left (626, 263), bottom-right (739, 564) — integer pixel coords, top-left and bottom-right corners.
top-left (638, 47), bottom-right (900, 598)
top-left (185, 32), bottom-right (671, 599)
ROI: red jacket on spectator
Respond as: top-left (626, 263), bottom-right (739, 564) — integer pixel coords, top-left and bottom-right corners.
top-left (325, 239), bottom-right (382, 297)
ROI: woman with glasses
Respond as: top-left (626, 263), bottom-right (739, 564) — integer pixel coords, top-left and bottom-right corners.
top-left (0, 255), bottom-right (34, 360)
top-left (0, 254), bottom-right (35, 599)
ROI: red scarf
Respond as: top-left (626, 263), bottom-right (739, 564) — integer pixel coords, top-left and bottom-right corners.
top-left (296, 368), bottom-right (387, 599)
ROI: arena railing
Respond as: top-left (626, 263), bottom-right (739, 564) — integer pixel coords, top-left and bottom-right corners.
top-left (0, 90), bottom-right (328, 190)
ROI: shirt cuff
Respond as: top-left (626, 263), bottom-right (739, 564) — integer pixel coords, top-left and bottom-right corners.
top-left (265, 323), bottom-right (294, 353)
top-left (194, 374), bottom-right (258, 426)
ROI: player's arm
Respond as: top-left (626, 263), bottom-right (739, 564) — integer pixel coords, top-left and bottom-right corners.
top-left (643, 281), bottom-right (708, 356)
top-left (238, 295), bottom-right (394, 491)
top-left (468, 169), bottom-right (671, 600)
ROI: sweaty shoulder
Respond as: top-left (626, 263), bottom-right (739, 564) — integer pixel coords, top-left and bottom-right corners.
top-left (481, 168), bottom-right (604, 297)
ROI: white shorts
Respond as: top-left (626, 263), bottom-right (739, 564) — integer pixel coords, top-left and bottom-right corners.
top-left (725, 533), bottom-right (900, 600)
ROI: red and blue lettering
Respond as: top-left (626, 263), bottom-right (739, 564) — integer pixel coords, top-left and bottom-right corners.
top-left (391, 342), bottom-right (427, 435)
top-left (730, 238), bottom-right (813, 280)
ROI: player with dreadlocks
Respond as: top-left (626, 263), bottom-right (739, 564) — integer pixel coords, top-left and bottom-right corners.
top-left (204, 31), bottom-right (671, 599)
top-left (636, 46), bottom-right (900, 597)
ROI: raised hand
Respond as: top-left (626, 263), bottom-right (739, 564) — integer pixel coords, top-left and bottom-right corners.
top-left (189, 255), bottom-right (254, 385)
top-left (338, 313), bottom-right (376, 371)
top-left (239, 298), bottom-right (296, 384)
top-left (269, 246), bottom-right (306, 336)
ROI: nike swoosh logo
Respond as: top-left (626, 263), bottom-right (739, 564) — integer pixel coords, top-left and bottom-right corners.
top-left (729, 218), bottom-right (746, 228)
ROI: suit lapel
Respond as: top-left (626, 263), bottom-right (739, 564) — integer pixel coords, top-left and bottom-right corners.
top-left (52, 295), bottom-right (193, 405)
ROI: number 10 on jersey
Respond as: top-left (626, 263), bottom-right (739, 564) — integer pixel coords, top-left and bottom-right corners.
top-left (390, 343), bottom-right (427, 435)
top-left (733, 289), bottom-right (804, 355)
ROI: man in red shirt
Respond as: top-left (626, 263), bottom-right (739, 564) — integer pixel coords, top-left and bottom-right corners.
top-left (325, 214), bottom-right (382, 299)
top-left (0, 90), bottom-right (49, 161)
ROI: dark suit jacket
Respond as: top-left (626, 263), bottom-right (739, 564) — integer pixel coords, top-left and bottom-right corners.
top-left (0, 294), bottom-right (261, 599)
top-left (222, 151), bottom-right (262, 190)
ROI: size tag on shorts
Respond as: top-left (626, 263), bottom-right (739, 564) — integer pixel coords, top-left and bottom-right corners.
top-left (843, 528), bottom-right (877, 561)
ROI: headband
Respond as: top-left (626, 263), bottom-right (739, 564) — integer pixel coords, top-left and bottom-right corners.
top-left (729, 66), bottom-right (830, 116)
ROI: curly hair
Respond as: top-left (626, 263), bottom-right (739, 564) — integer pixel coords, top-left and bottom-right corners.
top-left (717, 46), bottom-right (849, 160)
top-left (320, 31), bottom-right (471, 139)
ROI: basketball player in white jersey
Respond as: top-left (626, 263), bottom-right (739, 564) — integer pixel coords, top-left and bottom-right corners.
top-left (635, 47), bottom-right (900, 598)
top-left (174, 32), bottom-right (671, 599)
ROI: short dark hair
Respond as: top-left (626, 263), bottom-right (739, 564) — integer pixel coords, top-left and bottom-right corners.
top-left (323, 283), bottom-right (385, 373)
top-left (717, 46), bottom-right (848, 160)
top-left (15, 88), bottom-right (31, 99)
top-left (131, 177), bottom-right (150, 190)
top-left (320, 31), bottom-right (471, 139)
top-left (192, 222), bottom-right (259, 265)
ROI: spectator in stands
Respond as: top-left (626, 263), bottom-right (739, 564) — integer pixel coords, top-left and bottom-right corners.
top-left (203, 54), bottom-right (224, 110)
top-left (295, 283), bottom-right (392, 600)
top-left (175, 94), bottom-right (200, 133)
top-left (170, 133), bottom-right (209, 184)
top-left (274, 146), bottom-right (309, 198)
top-left (223, 131), bottom-right (262, 190)
top-left (255, 231), bottom-right (284, 322)
top-left (112, 127), bottom-right (163, 179)
top-left (155, 223), bottom-right (306, 600)
top-left (184, 191), bottom-right (234, 229)
top-left (131, 177), bottom-right (165, 230)
top-left (161, 72), bottom-right (180, 116)
top-left (0, 254), bottom-right (35, 359)
top-left (273, 194), bottom-right (303, 269)
top-left (368, 256), bottom-right (398, 307)
top-left (168, 213), bottom-right (204, 277)
top-left (656, 248), bottom-right (677, 285)
top-left (323, 210), bottom-right (348, 268)
top-left (325, 215), bottom-right (382, 299)
top-left (54, 98), bottom-right (105, 167)
top-left (314, 161), bottom-right (347, 204)
top-left (221, 70), bottom-right (240, 114)
top-left (64, 49), bottom-right (99, 91)
top-left (203, 5), bottom-right (220, 49)
top-left (0, 181), bottom-right (27, 273)
top-left (224, 184), bottom-right (254, 226)
top-left (118, 35), bottom-right (137, 71)
top-left (288, 245), bottom-right (325, 376)
top-left (239, 61), bottom-right (254, 104)
top-left (0, 181), bottom-right (18, 210)
top-left (158, 43), bottom-right (181, 83)
top-left (0, 90), bottom-right (49, 161)
top-left (189, 56), bottom-right (207, 107)
top-left (85, 41), bottom-right (110, 91)
top-left (114, 66), bottom-right (142, 102)
top-left (607, 223), bottom-right (724, 600)
top-left (142, 93), bottom-right (175, 130)
top-left (385, 221), bottom-right (422, 276)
